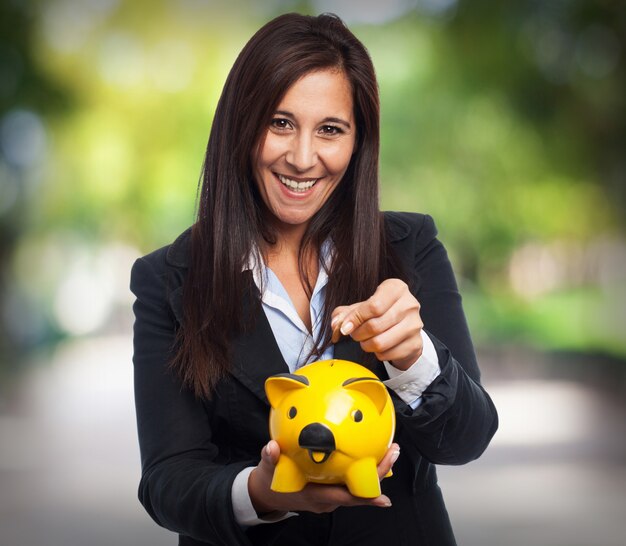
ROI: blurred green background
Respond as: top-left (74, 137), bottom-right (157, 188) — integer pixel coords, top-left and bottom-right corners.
top-left (0, 1), bottom-right (625, 545)
top-left (1, 0), bottom-right (624, 376)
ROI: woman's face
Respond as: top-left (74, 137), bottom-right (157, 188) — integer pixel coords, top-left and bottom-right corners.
top-left (253, 68), bottom-right (356, 236)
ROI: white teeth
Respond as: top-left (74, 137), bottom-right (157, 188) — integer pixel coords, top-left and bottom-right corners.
top-left (277, 174), bottom-right (318, 192)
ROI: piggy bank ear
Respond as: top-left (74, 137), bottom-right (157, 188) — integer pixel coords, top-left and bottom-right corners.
top-left (342, 377), bottom-right (388, 414)
top-left (265, 373), bottom-right (309, 408)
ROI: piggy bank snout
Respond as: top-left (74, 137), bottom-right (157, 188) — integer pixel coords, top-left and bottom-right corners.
top-left (298, 423), bottom-right (336, 464)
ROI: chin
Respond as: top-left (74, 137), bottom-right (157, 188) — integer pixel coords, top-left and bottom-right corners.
top-left (268, 205), bottom-right (316, 226)
top-left (276, 214), bottom-right (313, 228)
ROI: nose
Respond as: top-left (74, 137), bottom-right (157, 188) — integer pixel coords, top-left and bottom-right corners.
top-left (286, 133), bottom-right (317, 173)
top-left (298, 423), bottom-right (336, 452)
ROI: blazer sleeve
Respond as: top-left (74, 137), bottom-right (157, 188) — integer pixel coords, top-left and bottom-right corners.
top-left (131, 254), bottom-right (254, 545)
top-left (392, 214), bottom-right (498, 466)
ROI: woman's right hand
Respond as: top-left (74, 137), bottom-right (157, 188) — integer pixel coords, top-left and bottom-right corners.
top-left (247, 440), bottom-right (399, 516)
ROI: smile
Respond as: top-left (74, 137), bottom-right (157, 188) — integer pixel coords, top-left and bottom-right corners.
top-left (276, 173), bottom-right (319, 193)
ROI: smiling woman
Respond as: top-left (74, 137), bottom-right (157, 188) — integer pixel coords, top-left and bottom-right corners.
top-left (130, 12), bottom-right (497, 546)
top-left (253, 69), bottom-right (356, 237)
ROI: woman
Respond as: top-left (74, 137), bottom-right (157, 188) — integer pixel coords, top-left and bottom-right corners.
top-left (131, 12), bottom-right (498, 546)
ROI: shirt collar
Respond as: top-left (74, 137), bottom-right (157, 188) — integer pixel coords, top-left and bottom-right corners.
top-left (244, 240), bottom-right (334, 293)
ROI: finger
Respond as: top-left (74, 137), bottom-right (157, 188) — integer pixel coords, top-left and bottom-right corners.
top-left (331, 304), bottom-right (356, 343)
top-left (339, 292), bottom-right (395, 337)
top-left (340, 279), bottom-right (412, 336)
top-left (377, 443), bottom-right (401, 479)
top-left (348, 298), bottom-right (404, 342)
top-left (348, 308), bottom-right (398, 343)
top-left (331, 305), bottom-right (352, 324)
top-left (249, 441), bottom-right (283, 514)
top-left (358, 316), bottom-right (422, 358)
top-left (373, 333), bottom-right (423, 365)
top-left (258, 440), bottom-right (280, 475)
top-left (371, 495), bottom-right (393, 507)
top-left (331, 312), bottom-right (344, 344)
top-left (349, 292), bottom-right (420, 342)
top-left (305, 484), bottom-right (391, 510)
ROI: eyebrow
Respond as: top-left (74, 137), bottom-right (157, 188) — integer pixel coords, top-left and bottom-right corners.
top-left (274, 110), bottom-right (352, 129)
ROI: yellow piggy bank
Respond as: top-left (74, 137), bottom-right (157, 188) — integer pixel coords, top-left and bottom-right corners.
top-left (265, 359), bottom-right (396, 498)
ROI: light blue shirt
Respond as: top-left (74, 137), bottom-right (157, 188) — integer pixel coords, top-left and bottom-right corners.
top-left (250, 241), bottom-right (334, 371)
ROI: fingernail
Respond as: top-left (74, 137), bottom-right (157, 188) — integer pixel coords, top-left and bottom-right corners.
top-left (331, 315), bottom-right (340, 328)
top-left (340, 321), bottom-right (354, 335)
top-left (391, 449), bottom-right (400, 464)
top-left (265, 443), bottom-right (272, 456)
top-left (379, 496), bottom-right (392, 507)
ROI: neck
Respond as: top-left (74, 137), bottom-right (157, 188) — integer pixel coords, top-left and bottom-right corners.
top-left (262, 224), bottom-right (318, 282)
top-left (261, 214), bottom-right (308, 257)
top-left (277, 223), bottom-right (307, 253)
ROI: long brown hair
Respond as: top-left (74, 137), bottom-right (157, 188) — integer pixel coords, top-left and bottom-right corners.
top-left (172, 12), bottom-right (404, 398)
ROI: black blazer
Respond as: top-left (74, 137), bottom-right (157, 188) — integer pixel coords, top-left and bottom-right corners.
top-left (131, 212), bottom-right (498, 546)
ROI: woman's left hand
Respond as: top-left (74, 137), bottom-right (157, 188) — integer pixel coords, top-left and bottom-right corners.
top-left (331, 279), bottom-right (423, 371)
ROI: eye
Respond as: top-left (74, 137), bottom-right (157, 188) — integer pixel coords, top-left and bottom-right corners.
top-left (351, 409), bottom-right (363, 423)
top-left (319, 125), bottom-right (343, 136)
top-left (270, 118), bottom-right (292, 131)
top-left (288, 406), bottom-right (297, 419)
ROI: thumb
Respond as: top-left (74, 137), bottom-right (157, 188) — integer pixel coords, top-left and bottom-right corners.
top-left (331, 305), bottom-right (352, 327)
top-left (331, 304), bottom-right (357, 343)
top-left (259, 440), bottom-right (281, 470)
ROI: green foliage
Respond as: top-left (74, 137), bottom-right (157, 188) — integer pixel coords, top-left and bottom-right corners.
top-left (463, 281), bottom-right (626, 358)
top-left (1, 0), bottom-right (624, 361)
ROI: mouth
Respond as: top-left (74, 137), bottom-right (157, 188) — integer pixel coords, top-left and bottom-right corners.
top-left (307, 449), bottom-right (332, 464)
top-left (275, 173), bottom-right (319, 193)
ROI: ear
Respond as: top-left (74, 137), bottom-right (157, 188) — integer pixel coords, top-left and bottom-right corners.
top-left (342, 377), bottom-right (388, 415)
top-left (265, 373), bottom-right (309, 409)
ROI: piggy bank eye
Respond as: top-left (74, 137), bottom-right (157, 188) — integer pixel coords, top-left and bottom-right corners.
top-left (288, 406), bottom-right (297, 419)
top-left (351, 409), bottom-right (363, 422)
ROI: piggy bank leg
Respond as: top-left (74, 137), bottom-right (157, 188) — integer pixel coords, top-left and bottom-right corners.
top-left (270, 454), bottom-right (307, 493)
top-left (344, 457), bottom-right (381, 498)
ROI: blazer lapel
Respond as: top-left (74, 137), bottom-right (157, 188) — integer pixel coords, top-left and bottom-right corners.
top-left (165, 232), bottom-right (288, 405)
top-left (230, 279), bottom-right (290, 405)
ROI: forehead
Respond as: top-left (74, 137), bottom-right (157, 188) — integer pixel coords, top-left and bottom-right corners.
top-left (277, 69), bottom-right (354, 120)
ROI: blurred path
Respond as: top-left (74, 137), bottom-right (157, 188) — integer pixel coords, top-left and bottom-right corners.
top-left (439, 348), bottom-right (626, 546)
top-left (1, 336), bottom-right (625, 546)
top-left (0, 336), bottom-right (173, 546)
